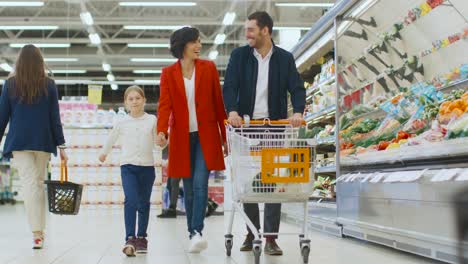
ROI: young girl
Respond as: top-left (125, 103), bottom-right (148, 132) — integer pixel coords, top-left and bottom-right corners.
top-left (99, 86), bottom-right (156, 257)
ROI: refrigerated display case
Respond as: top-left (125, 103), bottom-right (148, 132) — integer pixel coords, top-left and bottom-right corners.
top-left (335, 0), bottom-right (468, 262)
top-left (282, 0), bottom-right (360, 237)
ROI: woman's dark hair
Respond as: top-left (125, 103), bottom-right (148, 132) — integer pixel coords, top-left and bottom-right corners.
top-left (169, 27), bottom-right (200, 59)
top-left (9, 44), bottom-right (48, 104)
top-left (248, 11), bottom-right (274, 35)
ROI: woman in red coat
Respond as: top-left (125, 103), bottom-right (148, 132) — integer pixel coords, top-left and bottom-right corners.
top-left (156, 27), bottom-right (227, 253)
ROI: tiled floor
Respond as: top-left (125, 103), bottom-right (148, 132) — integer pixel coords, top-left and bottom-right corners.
top-left (0, 205), bottom-right (440, 264)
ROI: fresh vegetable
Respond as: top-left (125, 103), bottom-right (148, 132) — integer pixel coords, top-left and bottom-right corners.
top-left (350, 119), bottom-right (380, 134)
top-left (378, 141), bottom-right (390, 151)
top-left (397, 130), bottom-right (410, 140)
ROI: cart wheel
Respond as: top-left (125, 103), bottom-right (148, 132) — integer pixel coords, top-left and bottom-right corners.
top-left (301, 244), bottom-right (310, 264)
top-left (224, 234), bottom-right (233, 257)
top-left (253, 243), bottom-right (262, 264)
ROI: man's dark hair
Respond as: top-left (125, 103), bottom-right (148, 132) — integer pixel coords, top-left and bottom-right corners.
top-left (248, 11), bottom-right (273, 35)
top-left (169, 27), bottom-right (200, 59)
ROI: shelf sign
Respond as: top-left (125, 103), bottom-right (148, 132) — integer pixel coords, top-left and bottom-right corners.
top-left (88, 85), bottom-right (103, 105)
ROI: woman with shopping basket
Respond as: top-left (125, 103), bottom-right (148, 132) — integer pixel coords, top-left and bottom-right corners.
top-left (0, 44), bottom-right (68, 249)
top-left (155, 26), bottom-right (228, 253)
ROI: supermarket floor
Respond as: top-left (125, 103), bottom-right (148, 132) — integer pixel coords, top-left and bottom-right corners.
top-left (0, 205), bottom-right (441, 264)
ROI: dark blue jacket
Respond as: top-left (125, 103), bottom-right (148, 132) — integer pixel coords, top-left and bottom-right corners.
top-left (223, 44), bottom-right (305, 120)
top-left (0, 77), bottom-right (65, 158)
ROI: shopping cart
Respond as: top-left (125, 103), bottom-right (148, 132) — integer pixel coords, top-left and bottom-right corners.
top-left (224, 119), bottom-right (317, 264)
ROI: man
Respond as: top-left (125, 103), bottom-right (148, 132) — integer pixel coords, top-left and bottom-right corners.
top-left (223, 11), bottom-right (305, 256)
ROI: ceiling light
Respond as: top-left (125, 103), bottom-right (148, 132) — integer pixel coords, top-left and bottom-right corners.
top-left (55, 79), bottom-right (92, 85)
top-left (89, 33), bottom-right (101, 45)
top-left (275, 3), bottom-right (334, 7)
top-left (0, 25), bottom-right (58, 30)
top-left (127, 43), bottom-right (170, 48)
top-left (208, 50), bottom-right (219, 60)
top-left (10, 43), bottom-right (70, 48)
top-left (51, 70), bottom-right (87, 74)
top-left (0, 63), bottom-right (13, 72)
top-left (0, 1), bottom-right (44, 7)
top-left (222, 12), bottom-right (236, 25)
top-left (111, 84), bottom-right (118, 90)
top-left (214, 33), bottom-right (226, 45)
top-left (119, 2), bottom-right (196, 7)
top-left (133, 70), bottom-right (162, 74)
top-left (134, 79), bottom-right (160, 85)
top-left (107, 74), bottom-right (115, 82)
top-left (44, 58), bottom-right (78, 62)
top-left (130, 58), bottom-right (177, 63)
top-left (80, 12), bottom-right (94, 26)
top-left (274, 26), bottom-right (310, 31)
top-left (102, 63), bottom-right (111, 72)
top-left (124, 25), bottom-right (188, 30)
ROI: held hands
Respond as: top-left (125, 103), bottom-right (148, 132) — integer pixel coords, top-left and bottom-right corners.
top-left (156, 132), bottom-right (168, 147)
top-left (288, 113), bottom-right (304, 128)
top-left (98, 154), bottom-right (107, 163)
top-left (227, 111), bottom-right (242, 127)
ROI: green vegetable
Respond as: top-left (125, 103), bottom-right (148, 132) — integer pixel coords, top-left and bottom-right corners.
top-left (445, 89), bottom-right (464, 101)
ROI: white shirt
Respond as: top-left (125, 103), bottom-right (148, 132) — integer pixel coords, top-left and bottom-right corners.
top-left (252, 47), bottom-right (273, 119)
top-left (101, 113), bottom-right (157, 166)
top-left (184, 67), bottom-right (198, 132)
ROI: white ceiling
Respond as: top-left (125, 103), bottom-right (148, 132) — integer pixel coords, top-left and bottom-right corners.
top-left (0, 0), bottom-right (335, 86)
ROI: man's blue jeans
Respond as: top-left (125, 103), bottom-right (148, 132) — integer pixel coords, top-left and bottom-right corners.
top-left (183, 132), bottom-right (210, 237)
top-left (121, 164), bottom-right (155, 241)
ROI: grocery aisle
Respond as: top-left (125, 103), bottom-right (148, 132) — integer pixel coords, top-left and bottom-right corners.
top-left (0, 205), bottom-right (439, 264)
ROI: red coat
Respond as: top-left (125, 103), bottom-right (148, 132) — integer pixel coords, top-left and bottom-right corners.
top-left (157, 59), bottom-right (227, 178)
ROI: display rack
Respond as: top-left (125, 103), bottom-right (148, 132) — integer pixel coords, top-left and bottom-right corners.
top-left (284, 1), bottom-right (468, 262)
top-left (334, 0), bottom-right (468, 263)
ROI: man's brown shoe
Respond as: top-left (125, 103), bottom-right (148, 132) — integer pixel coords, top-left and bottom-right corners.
top-left (239, 234), bottom-right (254, 251)
top-left (264, 239), bottom-right (283, 256)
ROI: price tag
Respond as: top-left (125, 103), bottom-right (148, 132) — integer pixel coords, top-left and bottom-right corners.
top-left (456, 169), bottom-right (468, 181)
top-left (431, 168), bottom-right (461, 182)
top-left (370, 172), bottom-right (387, 183)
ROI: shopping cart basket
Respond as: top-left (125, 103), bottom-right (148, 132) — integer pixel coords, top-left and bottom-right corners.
top-left (224, 119), bottom-right (317, 264)
top-left (45, 161), bottom-right (83, 215)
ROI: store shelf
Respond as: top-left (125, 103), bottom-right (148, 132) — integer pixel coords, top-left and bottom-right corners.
top-left (51, 163), bottom-right (120, 168)
top-left (306, 77), bottom-right (336, 98)
top-left (309, 199), bottom-right (337, 209)
top-left (341, 138), bottom-right (468, 173)
top-left (315, 165), bottom-right (336, 174)
top-left (439, 78), bottom-right (468, 92)
top-left (68, 145), bottom-right (121, 149)
top-left (305, 105), bottom-right (336, 125)
top-left (63, 125), bottom-right (113, 129)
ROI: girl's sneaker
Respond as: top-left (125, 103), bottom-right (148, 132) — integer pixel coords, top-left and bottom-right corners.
top-left (135, 237), bottom-right (148, 254)
top-left (122, 237), bottom-right (137, 257)
top-left (32, 235), bottom-right (44, 249)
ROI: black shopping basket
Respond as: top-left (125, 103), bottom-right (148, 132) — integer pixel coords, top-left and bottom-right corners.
top-left (45, 161), bottom-right (83, 215)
